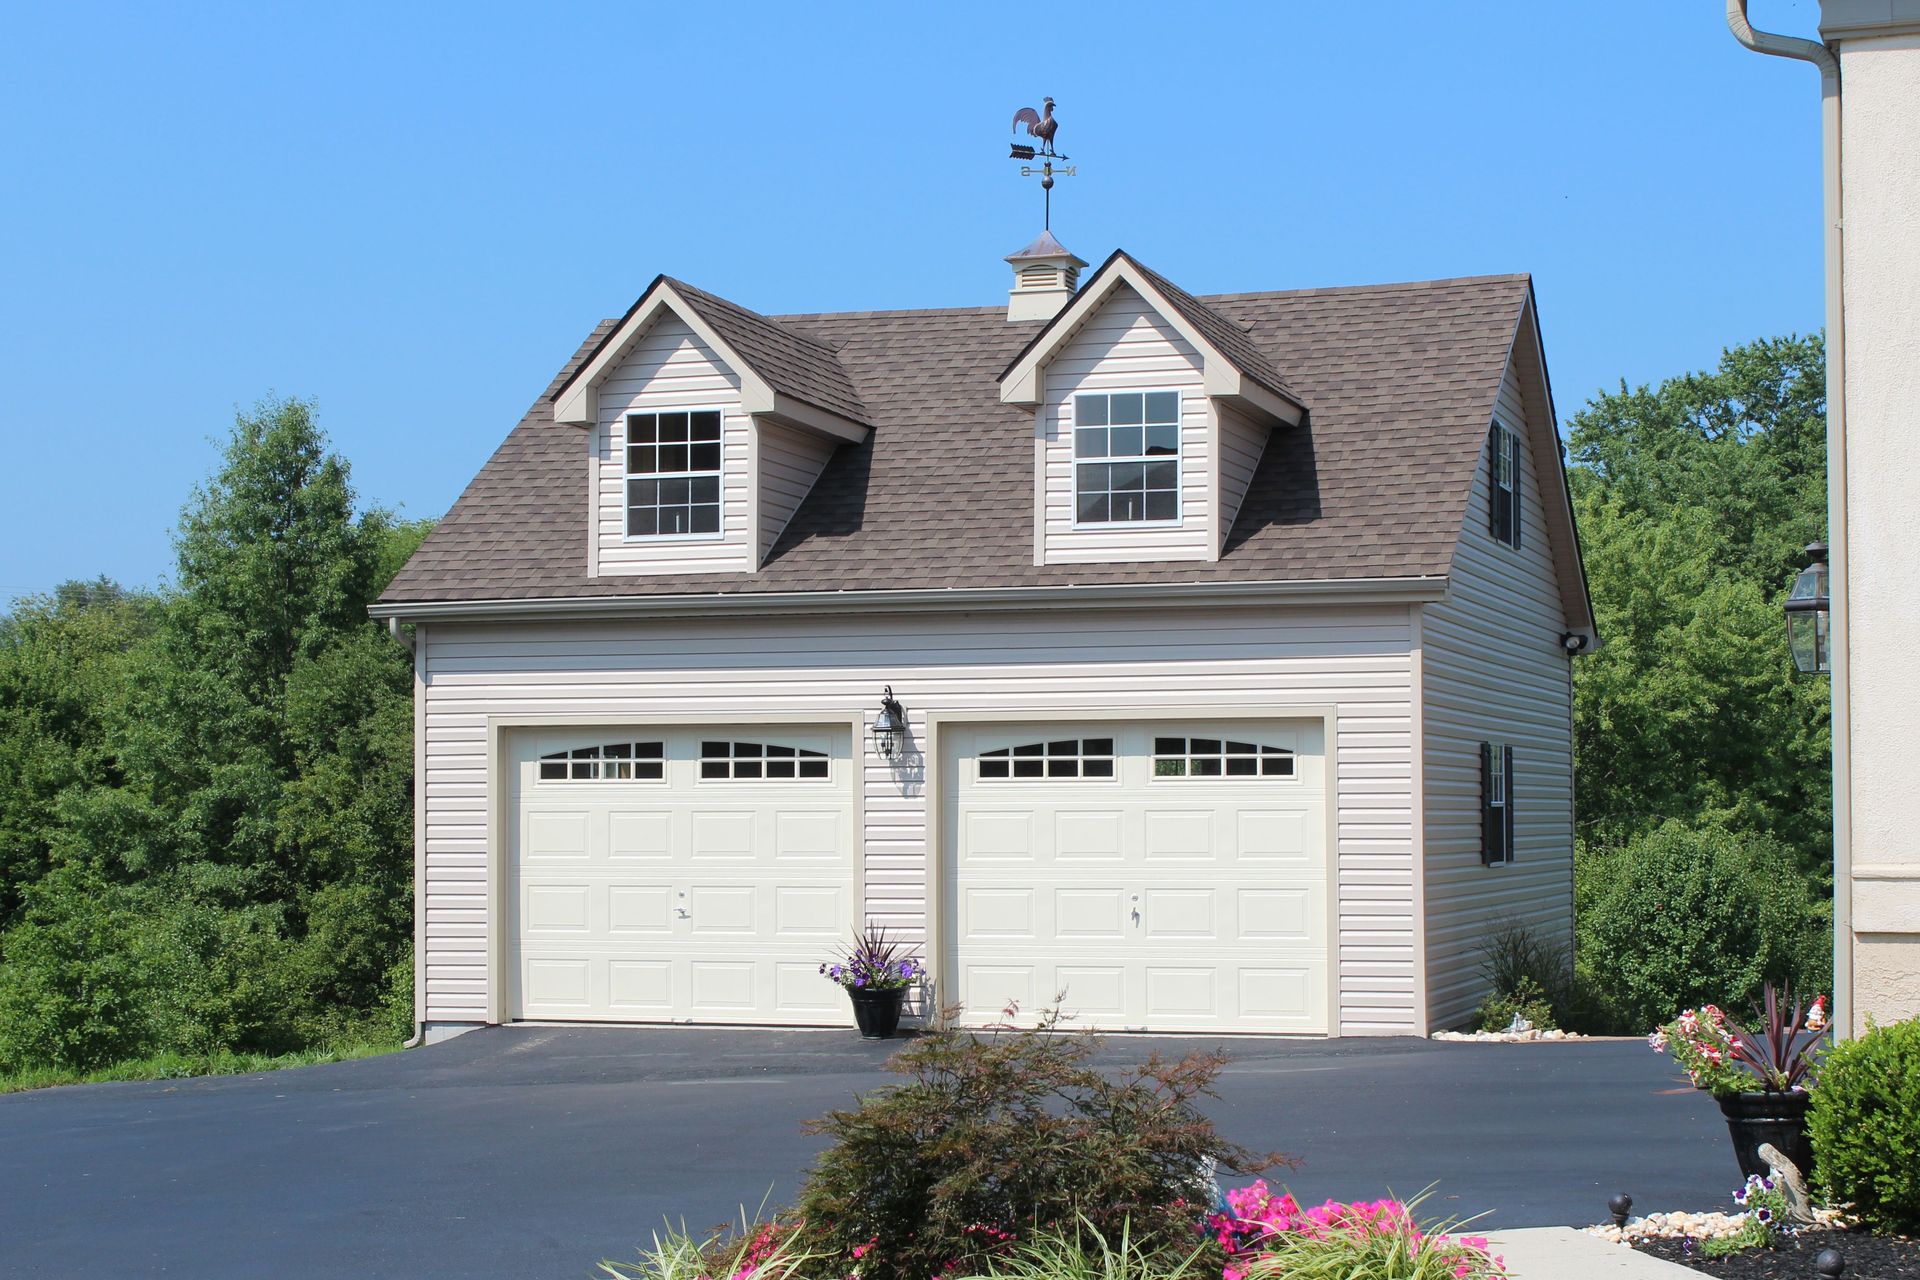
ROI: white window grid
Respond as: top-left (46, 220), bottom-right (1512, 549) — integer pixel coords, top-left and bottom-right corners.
top-left (539, 741), bottom-right (665, 782)
top-left (1152, 736), bottom-right (1296, 779)
top-left (699, 740), bottom-right (830, 780)
top-left (624, 410), bottom-right (723, 539)
top-left (977, 738), bottom-right (1117, 780)
top-left (1071, 390), bottom-right (1182, 526)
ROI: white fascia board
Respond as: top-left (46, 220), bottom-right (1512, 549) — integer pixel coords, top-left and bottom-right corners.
top-left (1000, 258), bottom-right (1303, 426)
top-left (554, 283), bottom-right (867, 443)
top-left (1203, 366), bottom-right (1304, 428)
top-left (369, 575), bottom-right (1449, 622)
top-left (753, 393), bottom-right (870, 445)
top-left (553, 284), bottom-right (767, 427)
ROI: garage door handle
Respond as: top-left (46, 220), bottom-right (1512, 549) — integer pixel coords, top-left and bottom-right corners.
top-left (676, 907), bottom-right (690, 919)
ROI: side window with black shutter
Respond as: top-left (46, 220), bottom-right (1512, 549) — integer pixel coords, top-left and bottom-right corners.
top-left (1481, 741), bottom-right (1515, 865)
top-left (1488, 422), bottom-right (1521, 549)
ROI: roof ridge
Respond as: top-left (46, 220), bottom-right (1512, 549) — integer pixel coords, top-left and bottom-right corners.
top-left (755, 274), bottom-right (1530, 326)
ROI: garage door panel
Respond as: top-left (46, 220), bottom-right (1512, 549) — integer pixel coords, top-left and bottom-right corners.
top-left (525, 810), bottom-right (590, 860)
top-left (691, 811), bottom-right (755, 860)
top-left (950, 720), bottom-right (1328, 1034)
top-left (609, 811), bottom-right (673, 860)
top-left (607, 884), bottom-right (674, 935)
top-left (1055, 811), bottom-right (1123, 860)
top-left (774, 810), bottom-right (842, 860)
top-left (1236, 809), bottom-right (1314, 862)
top-left (1055, 888), bottom-right (1126, 938)
top-left (1235, 888), bottom-right (1315, 942)
top-left (607, 961), bottom-right (673, 1012)
top-left (1056, 966), bottom-right (1126, 1016)
top-left (689, 961), bottom-right (756, 1012)
top-left (1141, 888), bottom-right (1215, 940)
top-left (960, 964), bottom-right (1035, 1020)
top-left (963, 887), bottom-right (1036, 939)
top-left (1143, 810), bottom-right (1214, 860)
top-left (966, 811), bottom-right (1034, 859)
top-left (523, 884), bottom-right (592, 934)
top-left (773, 885), bottom-right (843, 937)
top-left (509, 726), bottom-right (854, 1025)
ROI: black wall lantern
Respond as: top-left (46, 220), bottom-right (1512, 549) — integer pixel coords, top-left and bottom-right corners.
top-left (1784, 541), bottom-right (1832, 676)
top-left (870, 685), bottom-right (907, 761)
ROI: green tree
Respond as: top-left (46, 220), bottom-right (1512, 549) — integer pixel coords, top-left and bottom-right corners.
top-left (1568, 335), bottom-right (1832, 871)
top-left (0, 580), bottom-right (157, 931)
top-left (0, 397), bottom-right (429, 1070)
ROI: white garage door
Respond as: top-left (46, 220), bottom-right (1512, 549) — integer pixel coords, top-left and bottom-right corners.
top-left (508, 725), bottom-right (855, 1023)
top-left (946, 721), bottom-right (1329, 1034)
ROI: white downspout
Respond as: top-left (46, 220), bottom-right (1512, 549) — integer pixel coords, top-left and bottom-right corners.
top-left (1724, 1), bottom-right (1852, 1038)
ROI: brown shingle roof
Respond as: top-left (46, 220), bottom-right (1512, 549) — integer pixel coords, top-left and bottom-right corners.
top-left (380, 271), bottom-right (1534, 605)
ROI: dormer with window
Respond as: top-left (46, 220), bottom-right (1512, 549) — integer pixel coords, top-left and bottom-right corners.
top-left (549, 277), bottom-right (869, 577)
top-left (999, 251), bottom-right (1306, 566)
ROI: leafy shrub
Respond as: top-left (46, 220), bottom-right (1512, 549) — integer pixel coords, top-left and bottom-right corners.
top-left (1574, 820), bottom-right (1829, 1033)
top-left (1477, 977), bottom-right (1557, 1033)
top-left (790, 1010), bottom-right (1284, 1280)
top-left (0, 862), bottom-right (154, 1071)
top-left (1808, 1017), bottom-right (1920, 1233)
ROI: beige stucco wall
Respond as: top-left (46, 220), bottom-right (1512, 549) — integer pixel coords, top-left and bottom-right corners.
top-left (1832, 23), bottom-right (1920, 1032)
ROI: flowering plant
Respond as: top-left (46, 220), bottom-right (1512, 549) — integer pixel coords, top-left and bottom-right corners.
top-left (1649, 985), bottom-right (1828, 1098)
top-left (1699, 1174), bottom-right (1793, 1258)
top-left (1206, 1182), bottom-right (1507, 1280)
top-left (819, 924), bottom-right (924, 992)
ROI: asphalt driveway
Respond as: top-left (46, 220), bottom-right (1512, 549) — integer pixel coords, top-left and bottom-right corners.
top-left (1, 1028), bottom-right (1734, 1279)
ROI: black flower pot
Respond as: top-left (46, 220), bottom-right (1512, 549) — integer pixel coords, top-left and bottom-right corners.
top-left (847, 985), bottom-right (906, 1040)
top-left (1718, 1090), bottom-right (1815, 1182)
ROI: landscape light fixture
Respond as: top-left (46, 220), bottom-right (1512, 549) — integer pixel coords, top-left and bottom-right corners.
top-left (870, 686), bottom-right (907, 761)
top-left (1784, 541), bottom-right (1832, 676)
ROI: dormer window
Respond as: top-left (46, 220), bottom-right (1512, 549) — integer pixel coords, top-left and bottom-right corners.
top-left (626, 411), bottom-right (722, 538)
top-left (1074, 391), bottom-right (1181, 525)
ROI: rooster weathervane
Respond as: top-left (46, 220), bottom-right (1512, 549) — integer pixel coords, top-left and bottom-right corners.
top-left (1009, 96), bottom-right (1076, 230)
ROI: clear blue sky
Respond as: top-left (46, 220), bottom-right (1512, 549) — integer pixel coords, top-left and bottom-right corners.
top-left (0, 1), bottom-right (1831, 598)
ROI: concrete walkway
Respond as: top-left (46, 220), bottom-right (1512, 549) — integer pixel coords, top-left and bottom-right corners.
top-left (1493, 1228), bottom-right (1696, 1278)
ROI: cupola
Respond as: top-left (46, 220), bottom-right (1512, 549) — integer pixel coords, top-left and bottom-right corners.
top-left (1005, 230), bottom-right (1087, 322)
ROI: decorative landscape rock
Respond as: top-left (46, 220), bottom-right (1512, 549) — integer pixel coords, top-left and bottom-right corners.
top-left (1430, 1027), bottom-right (1584, 1043)
top-left (1757, 1142), bottom-right (1816, 1224)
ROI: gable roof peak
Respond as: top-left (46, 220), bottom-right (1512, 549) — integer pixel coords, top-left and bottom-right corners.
top-left (998, 248), bottom-right (1305, 424)
top-left (550, 275), bottom-right (868, 440)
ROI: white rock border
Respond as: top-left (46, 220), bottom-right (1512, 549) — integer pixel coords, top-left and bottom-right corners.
top-left (1431, 1028), bottom-right (1585, 1042)
top-left (1585, 1206), bottom-right (1849, 1246)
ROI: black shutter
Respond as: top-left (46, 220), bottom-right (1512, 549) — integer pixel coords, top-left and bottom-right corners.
top-left (1480, 742), bottom-right (1499, 865)
top-left (1487, 425), bottom-right (1504, 541)
top-left (1502, 745), bottom-right (1516, 864)
top-left (1509, 432), bottom-right (1522, 549)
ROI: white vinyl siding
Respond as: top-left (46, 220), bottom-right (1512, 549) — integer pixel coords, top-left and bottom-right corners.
top-left (1214, 401), bottom-right (1270, 553)
top-left (415, 602), bottom-right (1420, 1035)
top-left (756, 419), bottom-right (837, 564)
top-left (593, 316), bottom-right (753, 576)
top-left (1421, 356), bottom-right (1575, 1030)
top-left (1039, 285), bottom-right (1214, 564)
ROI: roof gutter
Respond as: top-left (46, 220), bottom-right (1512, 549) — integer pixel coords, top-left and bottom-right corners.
top-left (1725, 0), bottom-right (1851, 1038)
top-left (368, 575), bottom-right (1450, 623)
